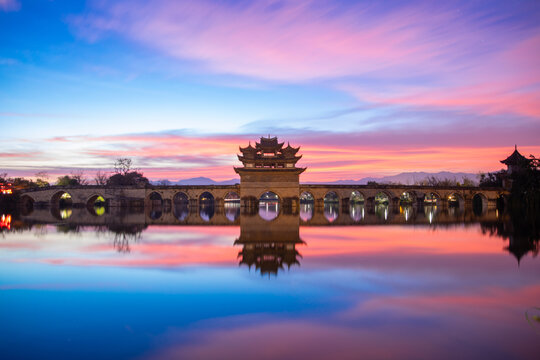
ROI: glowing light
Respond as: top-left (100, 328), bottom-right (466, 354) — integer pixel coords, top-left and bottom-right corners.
top-left (0, 214), bottom-right (12, 230)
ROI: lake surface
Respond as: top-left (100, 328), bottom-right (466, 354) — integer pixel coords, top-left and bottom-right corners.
top-left (1, 205), bottom-right (539, 359)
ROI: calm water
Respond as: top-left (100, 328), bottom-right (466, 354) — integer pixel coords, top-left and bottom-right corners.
top-left (1, 204), bottom-right (539, 359)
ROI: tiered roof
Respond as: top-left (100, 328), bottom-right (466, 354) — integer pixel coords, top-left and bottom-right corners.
top-left (237, 136), bottom-right (302, 168)
top-left (501, 146), bottom-right (530, 166)
top-left (236, 242), bottom-right (303, 275)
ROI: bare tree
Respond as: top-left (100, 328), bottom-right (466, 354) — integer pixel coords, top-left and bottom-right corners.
top-left (70, 170), bottom-right (88, 185)
top-left (94, 170), bottom-right (109, 185)
top-left (114, 158), bottom-right (133, 176)
top-left (0, 172), bottom-right (8, 182)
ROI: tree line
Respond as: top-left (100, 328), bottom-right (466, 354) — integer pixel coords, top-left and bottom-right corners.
top-left (0, 158), bottom-right (149, 189)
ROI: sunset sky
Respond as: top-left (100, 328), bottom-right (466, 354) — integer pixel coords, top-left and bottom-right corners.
top-left (1, 0), bottom-right (539, 182)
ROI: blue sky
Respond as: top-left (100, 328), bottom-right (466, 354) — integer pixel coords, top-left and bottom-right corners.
top-left (1, 0), bottom-right (539, 181)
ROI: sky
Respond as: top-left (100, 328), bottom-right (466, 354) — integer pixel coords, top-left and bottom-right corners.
top-left (1, 0), bottom-right (539, 182)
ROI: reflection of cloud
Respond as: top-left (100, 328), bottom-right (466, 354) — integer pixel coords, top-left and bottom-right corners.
top-left (145, 286), bottom-right (540, 359)
top-left (0, 0), bottom-right (20, 12)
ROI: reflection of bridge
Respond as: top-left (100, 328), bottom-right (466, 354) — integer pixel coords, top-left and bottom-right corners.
top-left (17, 205), bottom-right (505, 276)
top-left (20, 201), bottom-right (499, 226)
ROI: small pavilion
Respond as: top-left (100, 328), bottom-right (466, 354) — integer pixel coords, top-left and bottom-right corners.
top-left (501, 145), bottom-right (530, 174)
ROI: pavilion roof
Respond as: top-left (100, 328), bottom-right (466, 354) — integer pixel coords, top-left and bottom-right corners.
top-left (237, 136), bottom-right (302, 165)
top-left (501, 146), bottom-right (530, 165)
top-left (256, 136), bottom-right (284, 152)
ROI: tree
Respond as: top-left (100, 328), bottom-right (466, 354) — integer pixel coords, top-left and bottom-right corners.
top-left (0, 172), bottom-right (8, 183)
top-left (35, 171), bottom-right (50, 187)
top-left (94, 170), bottom-right (108, 185)
top-left (70, 170), bottom-right (88, 185)
top-left (56, 175), bottom-right (81, 186)
top-left (107, 158), bottom-right (148, 187)
top-left (114, 158), bottom-right (133, 176)
top-left (107, 171), bottom-right (149, 186)
top-left (461, 177), bottom-right (476, 187)
top-left (479, 171), bottom-right (504, 187)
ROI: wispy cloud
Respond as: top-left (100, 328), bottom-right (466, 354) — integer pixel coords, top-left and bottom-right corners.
top-left (0, 0), bottom-right (20, 12)
top-left (3, 129), bottom-right (539, 182)
top-left (71, 0), bottom-right (540, 119)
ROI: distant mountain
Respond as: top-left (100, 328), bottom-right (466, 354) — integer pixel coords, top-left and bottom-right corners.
top-left (306, 172), bottom-right (479, 185)
top-left (153, 172), bottom-right (478, 186)
top-left (152, 177), bottom-right (239, 185)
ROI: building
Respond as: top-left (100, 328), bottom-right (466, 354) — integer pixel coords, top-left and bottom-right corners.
top-left (501, 146), bottom-right (530, 175)
top-left (234, 136), bottom-right (306, 208)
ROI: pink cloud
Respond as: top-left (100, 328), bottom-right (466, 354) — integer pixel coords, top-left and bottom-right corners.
top-left (0, 0), bottom-right (20, 12)
top-left (343, 34), bottom-right (540, 118)
top-left (4, 132), bottom-right (540, 182)
top-left (74, 1), bottom-right (495, 81)
top-left (72, 1), bottom-right (540, 119)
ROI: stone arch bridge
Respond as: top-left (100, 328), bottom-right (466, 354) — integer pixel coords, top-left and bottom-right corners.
top-left (19, 183), bottom-right (505, 212)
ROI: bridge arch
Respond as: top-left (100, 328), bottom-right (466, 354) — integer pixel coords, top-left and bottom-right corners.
top-left (374, 191), bottom-right (391, 205)
top-left (300, 191), bottom-right (314, 203)
top-left (299, 191), bottom-right (314, 222)
top-left (259, 191), bottom-right (280, 221)
top-left (86, 194), bottom-right (106, 216)
top-left (173, 191), bottom-right (189, 205)
top-left (224, 191), bottom-right (240, 222)
top-left (224, 191), bottom-right (240, 203)
top-left (51, 190), bottom-right (73, 208)
top-left (148, 192), bottom-right (163, 220)
top-left (324, 191), bottom-right (339, 204)
top-left (199, 191), bottom-right (215, 221)
top-left (399, 191), bottom-right (415, 205)
top-left (349, 190), bottom-right (365, 203)
top-left (148, 191), bottom-right (163, 206)
top-left (323, 191), bottom-right (339, 222)
top-left (19, 195), bottom-right (35, 215)
top-left (473, 192), bottom-right (488, 215)
top-left (424, 191), bottom-right (441, 206)
top-left (447, 193), bottom-right (464, 208)
top-left (199, 191), bottom-right (215, 204)
top-left (173, 192), bottom-right (190, 221)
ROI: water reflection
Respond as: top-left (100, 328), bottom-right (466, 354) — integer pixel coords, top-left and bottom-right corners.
top-left (93, 205), bottom-right (106, 216)
top-left (400, 205), bottom-right (413, 222)
top-left (225, 202), bottom-right (240, 222)
top-left (1, 206), bottom-right (540, 359)
top-left (259, 191), bottom-right (280, 221)
top-left (235, 213), bottom-right (303, 276)
top-left (300, 203), bottom-right (314, 222)
top-left (149, 207), bottom-right (162, 220)
top-left (374, 203), bottom-right (389, 221)
top-left (424, 205), bottom-right (438, 224)
top-left (324, 202), bottom-right (339, 222)
top-left (299, 191), bottom-right (314, 222)
top-left (59, 208), bottom-right (72, 220)
top-left (0, 213), bottom-right (11, 229)
top-left (200, 203), bottom-right (215, 221)
top-left (349, 203), bottom-right (364, 222)
top-left (174, 203), bottom-right (189, 221)
top-left (109, 224), bottom-right (145, 253)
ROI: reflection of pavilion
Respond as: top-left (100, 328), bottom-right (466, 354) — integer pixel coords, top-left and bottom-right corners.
top-left (234, 213), bottom-right (304, 276)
